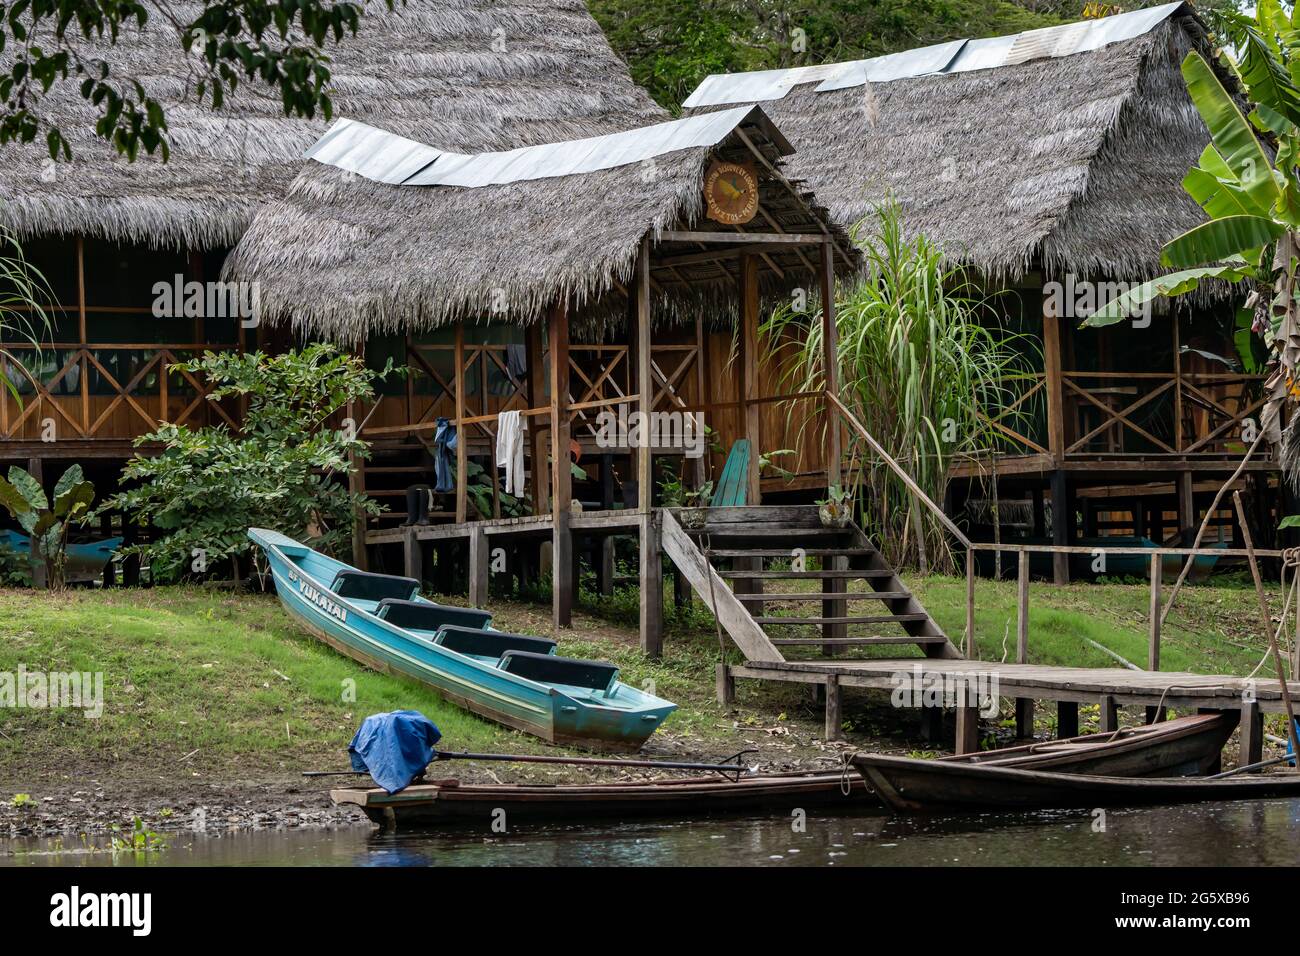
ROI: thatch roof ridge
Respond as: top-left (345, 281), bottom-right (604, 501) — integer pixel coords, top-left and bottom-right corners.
top-left (0, 0), bottom-right (664, 249)
top-left (683, 9), bottom-right (1223, 285)
top-left (223, 109), bottom-right (856, 340)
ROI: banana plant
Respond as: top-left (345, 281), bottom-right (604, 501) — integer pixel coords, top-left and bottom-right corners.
top-left (0, 465), bottom-right (95, 591)
top-left (1085, 3), bottom-right (1300, 445)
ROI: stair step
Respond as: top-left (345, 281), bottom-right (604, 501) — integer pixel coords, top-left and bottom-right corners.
top-left (717, 569), bottom-right (893, 580)
top-left (735, 591), bottom-right (911, 602)
top-left (685, 527), bottom-right (851, 537)
top-left (706, 548), bottom-right (874, 558)
top-left (753, 613), bottom-right (931, 625)
top-left (772, 635), bottom-right (949, 646)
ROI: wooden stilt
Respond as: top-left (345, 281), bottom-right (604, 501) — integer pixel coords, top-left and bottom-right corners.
top-left (824, 674), bottom-right (843, 742)
top-left (1099, 694), bottom-right (1119, 733)
top-left (640, 512), bottom-right (664, 658)
top-left (402, 525), bottom-right (422, 584)
top-left (549, 300), bottom-right (573, 628)
top-left (1014, 548), bottom-right (1031, 732)
top-left (468, 527), bottom-right (489, 608)
top-left (599, 537), bottom-right (615, 597)
top-left (955, 704), bottom-right (980, 755)
top-left (454, 324), bottom-right (469, 525)
top-left (819, 241), bottom-right (842, 492)
top-left (1057, 700), bottom-right (1079, 739)
top-left (1239, 700), bottom-right (1263, 770)
top-left (716, 663), bottom-right (735, 705)
top-left (525, 322), bottom-right (549, 515)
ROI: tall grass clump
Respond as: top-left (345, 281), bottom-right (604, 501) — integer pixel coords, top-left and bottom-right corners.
top-left (764, 202), bottom-right (1038, 571)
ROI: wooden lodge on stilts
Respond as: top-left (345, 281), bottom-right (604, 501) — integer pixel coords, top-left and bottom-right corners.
top-left (683, 1), bottom-right (1288, 584)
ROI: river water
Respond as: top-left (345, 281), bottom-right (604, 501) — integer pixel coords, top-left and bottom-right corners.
top-left (3, 799), bottom-right (1299, 866)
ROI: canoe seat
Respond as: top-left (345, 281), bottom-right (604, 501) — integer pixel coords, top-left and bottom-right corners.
top-left (498, 650), bottom-right (619, 694)
top-left (376, 599), bottom-right (492, 631)
top-left (434, 626), bottom-right (557, 658)
top-left (332, 569), bottom-right (420, 602)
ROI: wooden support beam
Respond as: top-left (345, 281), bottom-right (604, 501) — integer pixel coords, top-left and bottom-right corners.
top-left (1099, 694), bottom-right (1119, 733)
top-left (1239, 701), bottom-right (1263, 770)
top-left (819, 241), bottom-right (842, 492)
top-left (640, 512), bottom-right (664, 658)
top-left (1050, 469), bottom-right (1070, 585)
top-left (599, 537), bottom-right (615, 597)
top-left (1042, 299), bottom-right (1066, 463)
top-left (955, 704), bottom-right (980, 755)
top-left (824, 674), bottom-right (843, 741)
top-left (1015, 548), bottom-right (1032, 734)
top-left (1178, 470), bottom-right (1196, 539)
top-left (965, 549), bottom-right (976, 657)
top-left (716, 663), bottom-right (736, 705)
top-left (468, 527), bottom-right (489, 608)
top-left (822, 553), bottom-right (847, 655)
top-left (1147, 554), bottom-right (1162, 672)
top-left (635, 239), bottom-right (652, 514)
top-left (549, 301), bottom-right (573, 628)
top-left (740, 252), bottom-right (762, 505)
top-left (525, 322), bottom-right (549, 515)
top-left (659, 230), bottom-right (827, 245)
top-left (454, 323), bottom-right (468, 525)
top-left (1057, 700), bottom-right (1079, 739)
top-left (402, 525), bottom-right (423, 584)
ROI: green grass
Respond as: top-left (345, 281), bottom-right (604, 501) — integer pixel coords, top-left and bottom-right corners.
top-left (0, 587), bottom-right (537, 781)
top-left (908, 573), bottom-right (1278, 677)
top-left (0, 572), bottom-right (1278, 786)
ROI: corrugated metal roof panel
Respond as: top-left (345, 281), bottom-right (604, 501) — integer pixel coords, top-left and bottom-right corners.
top-left (683, 2), bottom-right (1187, 107)
top-left (306, 106), bottom-right (770, 189)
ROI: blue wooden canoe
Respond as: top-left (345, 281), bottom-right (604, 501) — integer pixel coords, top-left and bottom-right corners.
top-left (247, 528), bottom-right (676, 752)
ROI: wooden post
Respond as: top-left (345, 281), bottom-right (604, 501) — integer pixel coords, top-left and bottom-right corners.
top-left (1177, 471), bottom-right (1195, 540)
top-left (964, 548), bottom-right (976, 657)
top-left (824, 674), bottom-right (843, 742)
top-left (1147, 554), bottom-right (1161, 671)
top-left (454, 323), bottom-right (468, 525)
top-left (1043, 294), bottom-right (1069, 585)
top-left (525, 322), bottom-right (549, 515)
top-left (1146, 553), bottom-right (1164, 723)
top-left (1239, 701), bottom-right (1263, 770)
top-left (716, 663), bottom-right (736, 705)
top-left (819, 241), bottom-right (841, 492)
top-left (740, 252), bottom-right (761, 504)
top-left (1172, 314), bottom-right (1185, 452)
top-left (346, 380), bottom-right (368, 571)
top-left (640, 512), bottom-right (664, 658)
top-left (1057, 700), bottom-right (1079, 739)
top-left (635, 240), bottom-right (652, 513)
top-left (402, 525), bottom-right (422, 584)
top-left (1049, 469), bottom-right (1070, 586)
top-left (1015, 548), bottom-right (1033, 737)
top-left (468, 527), bottom-right (489, 609)
top-left (549, 301), bottom-right (573, 628)
top-left (822, 553), bottom-right (847, 655)
top-left (1099, 695), bottom-right (1119, 733)
top-left (692, 316), bottom-right (708, 490)
top-left (955, 704), bottom-right (980, 755)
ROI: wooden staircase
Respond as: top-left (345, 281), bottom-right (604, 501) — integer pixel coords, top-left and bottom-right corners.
top-left (660, 505), bottom-right (961, 663)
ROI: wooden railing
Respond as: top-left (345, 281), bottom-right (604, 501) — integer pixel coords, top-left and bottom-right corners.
top-left (0, 344), bottom-right (239, 441)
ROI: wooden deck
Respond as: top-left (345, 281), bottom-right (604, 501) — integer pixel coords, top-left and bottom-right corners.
top-left (721, 657), bottom-right (1288, 765)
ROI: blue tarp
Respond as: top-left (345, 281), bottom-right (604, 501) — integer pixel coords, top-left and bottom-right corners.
top-left (348, 710), bottom-right (442, 794)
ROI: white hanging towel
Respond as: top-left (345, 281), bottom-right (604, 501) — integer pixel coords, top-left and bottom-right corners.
top-left (496, 410), bottom-right (526, 496)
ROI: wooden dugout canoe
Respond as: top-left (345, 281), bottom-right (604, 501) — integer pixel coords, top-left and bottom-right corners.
top-left (854, 754), bottom-right (1300, 813)
top-left (332, 771), bottom-right (870, 827)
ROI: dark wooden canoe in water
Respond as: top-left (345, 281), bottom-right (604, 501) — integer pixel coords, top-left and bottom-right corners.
top-left (330, 715), bottom-right (1233, 827)
top-left (332, 771), bottom-right (869, 828)
top-left (940, 713), bottom-right (1235, 777)
top-left (854, 754), bottom-right (1300, 813)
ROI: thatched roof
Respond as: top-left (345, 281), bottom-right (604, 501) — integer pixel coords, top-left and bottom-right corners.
top-left (224, 106), bottom-right (858, 339)
top-left (0, 0), bottom-right (663, 249)
top-left (682, 3), bottom-right (1222, 285)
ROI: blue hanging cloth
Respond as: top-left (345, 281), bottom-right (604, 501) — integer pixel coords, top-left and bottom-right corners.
top-left (348, 710), bottom-right (443, 794)
top-left (432, 417), bottom-right (458, 494)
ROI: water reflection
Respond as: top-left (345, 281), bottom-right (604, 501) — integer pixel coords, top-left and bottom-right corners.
top-left (3, 800), bottom-right (1299, 866)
